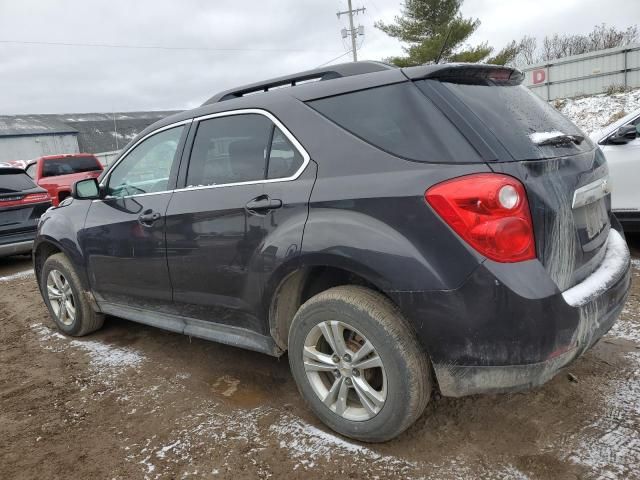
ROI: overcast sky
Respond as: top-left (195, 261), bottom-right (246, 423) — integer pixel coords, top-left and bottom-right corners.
top-left (1, 0), bottom-right (638, 114)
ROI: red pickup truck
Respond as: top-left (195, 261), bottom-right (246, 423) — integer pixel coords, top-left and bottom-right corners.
top-left (26, 154), bottom-right (103, 206)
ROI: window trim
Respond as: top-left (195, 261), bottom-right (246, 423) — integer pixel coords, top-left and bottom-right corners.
top-left (99, 119), bottom-right (193, 198)
top-left (174, 108), bottom-right (310, 192)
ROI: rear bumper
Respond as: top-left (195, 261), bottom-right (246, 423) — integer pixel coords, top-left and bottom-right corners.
top-left (0, 230), bottom-right (37, 257)
top-left (0, 240), bottom-right (34, 257)
top-left (392, 229), bottom-right (631, 397)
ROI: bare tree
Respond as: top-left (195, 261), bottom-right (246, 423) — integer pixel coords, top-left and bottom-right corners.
top-left (513, 35), bottom-right (537, 67)
top-left (514, 24), bottom-right (638, 66)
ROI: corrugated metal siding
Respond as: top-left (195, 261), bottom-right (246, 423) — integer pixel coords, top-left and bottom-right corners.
top-left (523, 44), bottom-right (640, 100)
top-left (0, 134), bottom-right (79, 162)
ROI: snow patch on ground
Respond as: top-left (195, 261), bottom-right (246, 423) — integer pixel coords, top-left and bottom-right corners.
top-left (569, 351), bottom-right (640, 479)
top-left (611, 308), bottom-right (640, 342)
top-left (69, 338), bottom-right (144, 370)
top-left (562, 229), bottom-right (629, 306)
top-left (30, 322), bottom-right (144, 379)
top-left (270, 415), bottom-right (415, 468)
top-left (556, 88), bottom-right (640, 135)
top-left (0, 269), bottom-right (34, 283)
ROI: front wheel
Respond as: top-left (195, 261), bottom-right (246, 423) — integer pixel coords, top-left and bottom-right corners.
top-left (288, 285), bottom-right (431, 442)
top-left (41, 253), bottom-right (104, 336)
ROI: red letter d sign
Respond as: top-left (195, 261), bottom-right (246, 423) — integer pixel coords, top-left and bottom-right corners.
top-left (532, 69), bottom-right (546, 85)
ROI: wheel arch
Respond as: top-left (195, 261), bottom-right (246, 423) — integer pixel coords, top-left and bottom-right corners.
top-left (33, 237), bottom-right (91, 294)
top-left (265, 254), bottom-right (392, 351)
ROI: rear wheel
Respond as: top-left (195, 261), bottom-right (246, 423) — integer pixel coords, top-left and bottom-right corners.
top-left (41, 253), bottom-right (104, 336)
top-left (288, 285), bottom-right (431, 442)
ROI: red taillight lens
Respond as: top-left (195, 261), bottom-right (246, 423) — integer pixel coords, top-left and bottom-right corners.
top-left (425, 174), bottom-right (536, 263)
top-left (0, 192), bottom-right (50, 208)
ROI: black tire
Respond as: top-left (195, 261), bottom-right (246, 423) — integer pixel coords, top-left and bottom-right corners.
top-left (40, 253), bottom-right (104, 336)
top-left (288, 285), bottom-right (431, 442)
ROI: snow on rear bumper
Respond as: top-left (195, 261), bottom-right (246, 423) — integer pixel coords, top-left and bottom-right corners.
top-left (434, 229), bottom-right (631, 397)
top-left (562, 229), bottom-right (629, 307)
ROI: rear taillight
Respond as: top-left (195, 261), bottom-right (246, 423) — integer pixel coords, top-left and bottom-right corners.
top-left (425, 173), bottom-right (536, 263)
top-left (0, 192), bottom-right (50, 208)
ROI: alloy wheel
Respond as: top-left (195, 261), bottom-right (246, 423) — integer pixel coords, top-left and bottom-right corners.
top-left (303, 320), bottom-right (387, 421)
top-left (46, 269), bottom-right (76, 326)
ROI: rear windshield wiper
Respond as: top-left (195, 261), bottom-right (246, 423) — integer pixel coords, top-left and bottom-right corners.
top-left (529, 132), bottom-right (585, 147)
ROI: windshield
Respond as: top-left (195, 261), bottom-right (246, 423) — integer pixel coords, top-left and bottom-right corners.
top-left (42, 157), bottom-right (102, 177)
top-left (433, 81), bottom-right (593, 160)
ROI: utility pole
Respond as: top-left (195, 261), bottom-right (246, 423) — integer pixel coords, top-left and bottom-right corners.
top-left (337, 0), bottom-right (365, 62)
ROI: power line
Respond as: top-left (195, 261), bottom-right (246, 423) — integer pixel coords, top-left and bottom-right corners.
top-left (316, 50), bottom-right (354, 68)
top-left (0, 39), bottom-right (342, 54)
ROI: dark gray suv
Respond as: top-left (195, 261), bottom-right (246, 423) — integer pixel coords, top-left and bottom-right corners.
top-left (34, 62), bottom-right (631, 442)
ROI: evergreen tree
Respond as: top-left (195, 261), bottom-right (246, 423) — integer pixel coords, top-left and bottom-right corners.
top-left (376, 0), bottom-right (517, 66)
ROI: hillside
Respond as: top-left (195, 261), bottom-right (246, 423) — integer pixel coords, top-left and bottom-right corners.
top-left (553, 88), bottom-right (640, 135)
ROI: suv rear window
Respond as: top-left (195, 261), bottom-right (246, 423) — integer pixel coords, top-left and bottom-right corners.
top-left (307, 83), bottom-right (481, 163)
top-left (0, 171), bottom-right (37, 193)
top-left (430, 81), bottom-right (592, 160)
top-left (42, 157), bottom-right (102, 177)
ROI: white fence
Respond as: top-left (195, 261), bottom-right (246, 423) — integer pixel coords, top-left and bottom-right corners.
top-left (522, 44), bottom-right (640, 100)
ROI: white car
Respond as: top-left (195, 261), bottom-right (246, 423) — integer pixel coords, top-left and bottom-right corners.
top-left (590, 108), bottom-right (640, 231)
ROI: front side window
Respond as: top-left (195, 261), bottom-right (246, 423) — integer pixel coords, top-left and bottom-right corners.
top-left (107, 126), bottom-right (184, 197)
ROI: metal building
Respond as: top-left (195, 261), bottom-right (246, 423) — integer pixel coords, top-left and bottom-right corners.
top-left (0, 116), bottom-right (79, 162)
top-left (0, 111), bottom-right (178, 165)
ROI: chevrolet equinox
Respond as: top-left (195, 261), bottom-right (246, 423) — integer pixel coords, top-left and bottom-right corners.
top-left (34, 62), bottom-right (631, 442)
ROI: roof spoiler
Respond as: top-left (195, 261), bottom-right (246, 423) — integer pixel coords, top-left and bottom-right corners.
top-left (404, 63), bottom-right (525, 85)
top-left (202, 61), bottom-right (396, 105)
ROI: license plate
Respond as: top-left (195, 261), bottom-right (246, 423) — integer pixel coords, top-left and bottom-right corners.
top-left (584, 201), bottom-right (608, 240)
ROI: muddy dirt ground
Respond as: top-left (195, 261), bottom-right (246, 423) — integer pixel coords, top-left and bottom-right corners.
top-left (1, 242), bottom-right (640, 480)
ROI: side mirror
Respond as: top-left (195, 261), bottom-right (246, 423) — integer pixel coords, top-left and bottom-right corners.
top-left (609, 124), bottom-right (638, 144)
top-left (72, 178), bottom-right (102, 200)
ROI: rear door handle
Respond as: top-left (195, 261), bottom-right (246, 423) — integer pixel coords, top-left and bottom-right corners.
top-left (138, 211), bottom-right (162, 226)
top-left (245, 196), bottom-right (282, 213)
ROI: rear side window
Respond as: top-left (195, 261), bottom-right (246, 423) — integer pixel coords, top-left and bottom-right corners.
top-left (187, 114), bottom-right (272, 186)
top-left (0, 172), bottom-right (37, 193)
top-left (42, 157), bottom-right (102, 177)
top-left (307, 83), bottom-right (481, 163)
top-left (267, 128), bottom-right (304, 179)
top-left (433, 81), bottom-right (592, 160)
top-left (186, 114), bottom-right (306, 186)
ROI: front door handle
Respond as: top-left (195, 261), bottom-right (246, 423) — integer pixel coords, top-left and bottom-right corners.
top-left (138, 210), bottom-right (162, 226)
top-left (245, 196), bottom-right (282, 213)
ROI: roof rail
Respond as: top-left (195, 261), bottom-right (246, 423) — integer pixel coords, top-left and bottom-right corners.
top-left (202, 61), bottom-right (396, 105)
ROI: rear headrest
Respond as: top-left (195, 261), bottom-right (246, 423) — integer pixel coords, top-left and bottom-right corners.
top-left (228, 139), bottom-right (265, 160)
